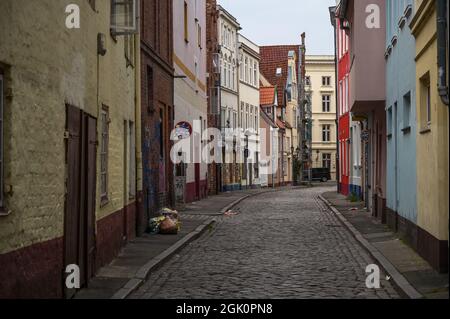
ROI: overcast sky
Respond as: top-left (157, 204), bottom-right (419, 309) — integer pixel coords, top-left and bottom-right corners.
top-left (217, 0), bottom-right (336, 55)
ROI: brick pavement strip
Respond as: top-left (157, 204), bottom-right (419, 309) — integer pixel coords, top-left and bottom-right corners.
top-left (129, 186), bottom-right (402, 299)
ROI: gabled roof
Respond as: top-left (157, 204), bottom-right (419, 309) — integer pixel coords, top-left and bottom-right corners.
top-left (260, 45), bottom-right (301, 106)
top-left (260, 86), bottom-right (276, 106)
top-left (260, 108), bottom-right (277, 128)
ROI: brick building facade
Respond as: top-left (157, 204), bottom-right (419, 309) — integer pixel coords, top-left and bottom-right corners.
top-left (206, 0), bottom-right (221, 195)
top-left (139, 0), bottom-right (175, 234)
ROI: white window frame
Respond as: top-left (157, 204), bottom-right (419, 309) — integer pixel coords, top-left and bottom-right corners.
top-left (110, 0), bottom-right (140, 36)
top-left (100, 107), bottom-right (109, 203)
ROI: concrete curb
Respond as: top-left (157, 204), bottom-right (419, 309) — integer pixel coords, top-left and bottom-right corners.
top-left (112, 190), bottom-right (269, 299)
top-left (318, 195), bottom-right (423, 300)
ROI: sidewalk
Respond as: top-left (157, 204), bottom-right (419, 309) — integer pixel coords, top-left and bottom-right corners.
top-left (75, 188), bottom-right (275, 299)
top-left (321, 191), bottom-right (449, 299)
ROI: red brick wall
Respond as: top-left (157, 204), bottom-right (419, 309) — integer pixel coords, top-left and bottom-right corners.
top-left (206, 0), bottom-right (220, 195)
top-left (139, 0), bottom-right (175, 235)
top-left (0, 238), bottom-right (63, 299)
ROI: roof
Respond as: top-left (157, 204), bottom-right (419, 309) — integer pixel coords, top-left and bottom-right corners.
top-left (260, 45), bottom-right (301, 106)
top-left (260, 109), bottom-right (277, 128)
top-left (276, 118), bottom-right (286, 130)
top-left (260, 86), bottom-right (276, 106)
top-left (259, 73), bottom-right (272, 87)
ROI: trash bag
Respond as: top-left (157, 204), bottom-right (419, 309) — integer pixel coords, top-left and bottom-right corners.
top-left (159, 208), bottom-right (179, 222)
top-left (148, 216), bottom-right (165, 235)
top-left (159, 217), bottom-right (178, 235)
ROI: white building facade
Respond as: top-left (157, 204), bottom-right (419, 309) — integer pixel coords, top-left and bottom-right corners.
top-left (173, 0), bottom-right (208, 203)
top-left (305, 55), bottom-right (337, 181)
top-left (218, 5), bottom-right (241, 191)
top-left (238, 34), bottom-right (261, 188)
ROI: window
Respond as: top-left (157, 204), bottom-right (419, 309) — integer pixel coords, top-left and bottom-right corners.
top-left (305, 76), bottom-right (311, 86)
top-left (197, 24), bottom-right (202, 49)
top-left (184, 1), bottom-right (189, 42)
top-left (100, 106), bottom-right (109, 203)
top-left (322, 95), bottom-right (331, 112)
top-left (387, 106), bottom-right (393, 136)
top-left (0, 72), bottom-right (3, 208)
top-left (110, 0), bottom-right (139, 36)
top-left (403, 92), bottom-right (411, 132)
top-left (245, 104), bottom-right (249, 129)
top-left (147, 66), bottom-right (154, 112)
top-left (221, 108), bottom-right (226, 128)
top-left (245, 57), bottom-right (249, 83)
top-left (322, 153), bottom-right (332, 169)
top-left (240, 102), bottom-right (244, 128)
top-left (232, 65), bottom-right (235, 90)
top-left (128, 121), bottom-right (136, 199)
top-left (322, 76), bottom-right (331, 86)
top-left (420, 73), bottom-right (431, 129)
top-left (253, 62), bottom-right (258, 86)
top-left (239, 58), bottom-right (244, 81)
top-left (322, 125), bottom-right (331, 142)
top-left (227, 62), bottom-right (231, 88)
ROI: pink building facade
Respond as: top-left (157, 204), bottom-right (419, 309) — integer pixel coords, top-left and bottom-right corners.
top-left (337, 0), bottom-right (387, 219)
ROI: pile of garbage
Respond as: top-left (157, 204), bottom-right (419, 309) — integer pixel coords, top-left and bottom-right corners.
top-left (148, 208), bottom-right (181, 235)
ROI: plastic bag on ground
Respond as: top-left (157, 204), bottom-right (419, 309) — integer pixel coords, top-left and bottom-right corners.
top-left (159, 217), bottom-right (179, 235)
top-left (148, 216), bottom-right (165, 234)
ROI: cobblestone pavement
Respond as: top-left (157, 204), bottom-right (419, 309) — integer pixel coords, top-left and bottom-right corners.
top-left (130, 186), bottom-right (401, 299)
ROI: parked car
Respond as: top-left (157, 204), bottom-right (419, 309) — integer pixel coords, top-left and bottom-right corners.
top-left (303, 168), bottom-right (331, 182)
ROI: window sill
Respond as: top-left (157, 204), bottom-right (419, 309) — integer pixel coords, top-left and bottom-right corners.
top-left (0, 207), bottom-right (11, 217)
top-left (402, 126), bottom-right (411, 134)
top-left (419, 127), bottom-right (431, 135)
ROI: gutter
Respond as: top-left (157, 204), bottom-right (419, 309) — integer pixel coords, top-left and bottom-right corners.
top-left (329, 6), bottom-right (340, 193)
top-left (436, 0), bottom-right (449, 105)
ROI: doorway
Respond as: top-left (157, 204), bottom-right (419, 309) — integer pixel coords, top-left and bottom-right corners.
top-left (64, 105), bottom-right (97, 298)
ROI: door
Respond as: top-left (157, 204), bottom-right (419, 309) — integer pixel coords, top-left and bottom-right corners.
top-left (65, 105), bottom-right (97, 298)
top-left (195, 163), bottom-right (200, 200)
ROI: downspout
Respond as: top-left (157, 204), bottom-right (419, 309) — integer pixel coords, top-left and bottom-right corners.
top-left (437, 0), bottom-right (449, 105)
top-left (330, 6), bottom-right (340, 193)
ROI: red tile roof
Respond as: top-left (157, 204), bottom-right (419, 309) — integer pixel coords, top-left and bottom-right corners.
top-left (260, 86), bottom-right (275, 106)
top-left (260, 45), bottom-right (301, 106)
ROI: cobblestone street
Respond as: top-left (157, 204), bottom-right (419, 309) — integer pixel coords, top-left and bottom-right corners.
top-left (130, 187), bottom-right (400, 299)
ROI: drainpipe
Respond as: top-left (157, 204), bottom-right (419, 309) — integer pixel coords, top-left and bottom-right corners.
top-left (330, 6), bottom-right (339, 193)
top-left (437, 0), bottom-right (449, 105)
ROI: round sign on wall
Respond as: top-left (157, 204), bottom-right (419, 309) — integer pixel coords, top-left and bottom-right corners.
top-left (173, 121), bottom-right (192, 140)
